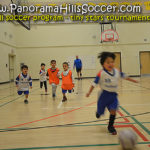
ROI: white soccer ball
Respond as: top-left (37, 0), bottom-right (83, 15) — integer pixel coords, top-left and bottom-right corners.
top-left (119, 129), bottom-right (137, 150)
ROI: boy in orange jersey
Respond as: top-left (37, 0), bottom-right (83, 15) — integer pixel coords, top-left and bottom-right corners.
top-left (61, 62), bottom-right (75, 102)
top-left (47, 60), bottom-right (60, 99)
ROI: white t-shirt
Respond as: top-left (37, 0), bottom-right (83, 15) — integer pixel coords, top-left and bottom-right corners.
top-left (92, 68), bottom-right (126, 93)
top-left (39, 69), bottom-right (47, 82)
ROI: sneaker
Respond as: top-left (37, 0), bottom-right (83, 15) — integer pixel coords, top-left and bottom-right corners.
top-left (62, 96), bottom-right (67, 102)
top-left (24, 99), bottom-right (28, 104)
top-left (96, 112), bottom-right (100, 118)
top-left (108, 126), bottom-right (117, 135)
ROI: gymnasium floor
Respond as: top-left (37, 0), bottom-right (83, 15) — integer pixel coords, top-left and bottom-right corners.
top-left (0, 77), bottom-right (150, 150)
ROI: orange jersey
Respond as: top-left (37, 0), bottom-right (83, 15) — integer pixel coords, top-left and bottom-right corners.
top-left (47, 68), bottom-right (59, 85)
top-left (61, 70), bottom-right (74, 90)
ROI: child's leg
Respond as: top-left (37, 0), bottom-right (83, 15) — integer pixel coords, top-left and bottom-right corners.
top-left (107, 94), bottom-right (118, 135)
top-left (108, 110), bottom-right (116, 127)
top-left (25, 94), bottom-right (28, 99)
top-left (107, 110), bottom-right (117, 135)
top-left (62, 89), bottom-right (67, 102)
top-left (44, 81), bottom-right (47, 93)
top-left (24, 91), bottom-right (29, 104)
top-left (96, 91), bottom-right (106, 118)
top-left (40, 82), bottom-right (43, 89)
top-left (80, 72), bottom-right (82, 79)
top-left (52, 83), bottom-right (57, 97)
top-left (78, 72), bottom-right (80, 80)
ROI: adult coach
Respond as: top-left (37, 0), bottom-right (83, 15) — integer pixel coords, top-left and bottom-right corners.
top-left (73, 56), bottom-right (82, 80)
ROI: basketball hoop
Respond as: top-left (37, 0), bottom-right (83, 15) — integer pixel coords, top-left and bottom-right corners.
top-left (101, 29), bottom-right (119, 43)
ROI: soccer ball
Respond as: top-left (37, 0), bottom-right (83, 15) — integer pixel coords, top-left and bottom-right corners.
top-left (119, 129), bottom-right (137, 150)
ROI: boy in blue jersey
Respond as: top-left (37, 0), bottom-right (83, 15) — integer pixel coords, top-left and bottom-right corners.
top-left (73, 56), bottom-right (82, 80)
top-left (16, 65), bottom-right (32, 104)
top-left (86, 52), bottom-right (138, 135)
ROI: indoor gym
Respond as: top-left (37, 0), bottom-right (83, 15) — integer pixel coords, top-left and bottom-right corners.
top-left (0, 0), bottom-right (150, 150)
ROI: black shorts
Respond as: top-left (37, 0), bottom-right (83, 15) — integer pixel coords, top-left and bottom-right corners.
top-left (40, 81), bottom-right (47, 90)
top-left (76, 68), bottom-right (82, 73)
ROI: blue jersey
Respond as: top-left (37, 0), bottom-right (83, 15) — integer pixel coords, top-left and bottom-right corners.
top-left (74, 59), bottom-right (82, 69)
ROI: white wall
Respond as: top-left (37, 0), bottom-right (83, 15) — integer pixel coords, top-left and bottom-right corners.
top-left (1, 22), bottom-right (150, 82)
top-left (16, 23), bottom-right (150, 79)
top-left (0, 23), bottom-right (17, 83)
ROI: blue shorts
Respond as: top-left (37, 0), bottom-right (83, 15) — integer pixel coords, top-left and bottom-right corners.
top-left (62, 89), bottom-right (72, 94)
top-left (97, 90), bottom-right (118, 116)
top-left (18, 91), bottom-right (29, 95)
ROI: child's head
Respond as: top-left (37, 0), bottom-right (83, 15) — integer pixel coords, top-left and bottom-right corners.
top-left (63, 62), bottom-right (69, 71)
top-left (21, 65), bottom-right (28, 74)
top-left (98, 52), bottom-right (116, 71)
top-left (41, 63), bottom-right (45, 70)
top-left (51, 60), bottom-right (56, 68)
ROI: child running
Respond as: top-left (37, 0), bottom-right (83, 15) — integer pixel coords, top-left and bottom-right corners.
top-left (61, 62), bottom-right (75, 102)
top-left (86, 52), bottom-right (138, 135)
top-left (47, 60), bottom-right (60, 99)
top-left (16, 65), bottom-right (32, 104)
top-left (39, 63), bottom-right (47, 94)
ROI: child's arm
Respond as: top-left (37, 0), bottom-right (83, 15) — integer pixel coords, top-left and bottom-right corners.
top-left (71, 73), bottom-right (75, 87)
top-left (39, 70), bottom-right (46, 76)
top-left (120, 72), bottom-right (138, 83)
top-left (15, 75), bottom-right (19, 87)
top-left (86, 71), bottom-right (101, 97)
top-left (46, 71), bottom-right (49, 79)
top-left (29, 76), bottom-right (32, 89)
top-left (86, 85), bottom-right (94, 97)
top-left (124, 77), bottom-right (138, 83)
top-left (80, 60), bottom-right (82, 70)
top-left (57, 71), bottom-right (60, 78)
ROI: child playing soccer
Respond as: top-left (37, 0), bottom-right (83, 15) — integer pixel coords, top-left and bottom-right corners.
top-left (61, 62), bottom-right (75, 102)
top-left (16, 65), bottom-right (32, 104)
top-left (86, 52), bottom-right (138, 135)
top-left (47, 60), bottom-right (60, 99)
top-left (39, 63), bottom-right (47, 94)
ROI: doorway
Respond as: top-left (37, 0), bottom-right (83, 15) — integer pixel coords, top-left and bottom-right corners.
top-left (140, 52), bottom-right (150, 75)
top-left (114, 52), bottom-right (122, 72)
top-left (9, 54), bottom-right (16, 82)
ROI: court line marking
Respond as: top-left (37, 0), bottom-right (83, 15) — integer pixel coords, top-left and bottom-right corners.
top-left (115, 124), bottom-right (149, 141)
top-left (115, 108), bottom-right (149, 142)
top-left (116, 111), bottom-right (129, 123)
top-left (120, 106), bottom-right (150, 135)
top-left (60, 103), bottom-right (150, 109)
top-left (1, 142), bottom-right (150, 150)
top-left (126, 81), bottom-right (150, 91)
top-left (0, 94), bottom-right (17, 101)
top-left (0, 87), bottom-right (40, 109)
top-left (7, 101), bottom-right (96, 128)
top-left (0, 85), bottom-right (15, 91)
top-left (1, 122), bottom-right (150, 131)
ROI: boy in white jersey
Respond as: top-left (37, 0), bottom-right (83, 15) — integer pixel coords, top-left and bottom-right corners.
top-left (39, 63), bottom-right (47, 94)
top-left (86, 52), bottom-right (138, 135)
top-left (16, 65), bottom-right (32, 104)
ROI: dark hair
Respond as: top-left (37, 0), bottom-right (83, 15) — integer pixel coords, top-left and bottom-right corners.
top-left (51, 60), bottom-right (56, 63)
top-left (98, 52), bottom-right (116, 65)
top-left (21, 65), bottom-right (28, 70)
top-left (41, 63), bottom-right (45, 66)
top-left (63, 62), bottom-right (69, 66)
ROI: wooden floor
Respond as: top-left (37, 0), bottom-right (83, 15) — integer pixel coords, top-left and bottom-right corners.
top-left (0, 78), bottom-right (150, 150)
